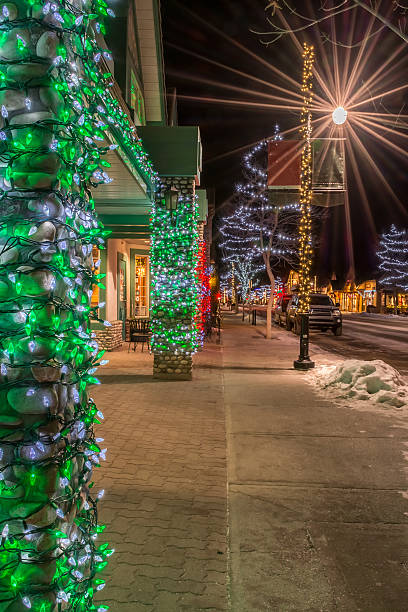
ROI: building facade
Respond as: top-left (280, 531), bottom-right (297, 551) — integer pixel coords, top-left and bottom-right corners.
top-left (286, 271), bottom-right (408, 314)
top-left (88, 0), bottom-right (210, 373)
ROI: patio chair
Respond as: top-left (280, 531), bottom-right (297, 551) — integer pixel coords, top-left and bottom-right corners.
top-left (128, 319), bottom-right (151, 352)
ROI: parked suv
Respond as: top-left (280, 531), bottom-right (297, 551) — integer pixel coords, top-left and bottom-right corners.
top-left (274, 294), bottom-right (292, 326)
top-left (286, 294), bottom-right (342, 336)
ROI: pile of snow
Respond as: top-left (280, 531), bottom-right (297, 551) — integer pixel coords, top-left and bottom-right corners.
top-left (356, 312), bottom-right (407, 320)
top-left (309, 359), bottom-right (408, 410)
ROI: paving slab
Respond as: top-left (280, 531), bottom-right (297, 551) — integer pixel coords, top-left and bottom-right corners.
top-left (92, 341), bottom-right (228, 611)
top-left (224, 370), bottom-right (408, 438)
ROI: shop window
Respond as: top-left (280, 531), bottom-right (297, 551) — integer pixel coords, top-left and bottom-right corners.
top-left (91, 247), bottom-right (100, 316)
top-left (134, 255), bottom-right (148, 317)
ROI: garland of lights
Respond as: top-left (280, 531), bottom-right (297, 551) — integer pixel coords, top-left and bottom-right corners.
top-left (297, 43), bottom-right (315, 315)
top-left (219, 138), bottom-right (301, 296)
top-left (0, 0), bottom-right (163, 606)
top-left (195, 240), bottom-right (211, 344)
top-left (377, 225), bottom-right (408, 291)
top-left (150, 185), bottom-right (200, 357)
top-left (249, 278), bottom-right (283, 304)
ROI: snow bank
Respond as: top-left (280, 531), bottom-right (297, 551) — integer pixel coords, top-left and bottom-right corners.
top-left (309, 359), bottom-right (408, 410)
top-left (353, 312), bottom-right (407, 320)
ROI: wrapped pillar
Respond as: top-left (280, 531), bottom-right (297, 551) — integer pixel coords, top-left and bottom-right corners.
top-left (0, 1), bottom-right (118, 609)
top-left (151, 178), bottom-right (199, 381)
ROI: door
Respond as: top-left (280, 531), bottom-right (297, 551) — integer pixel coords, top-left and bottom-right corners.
top-left (117, 255), bottom-right (127, 339)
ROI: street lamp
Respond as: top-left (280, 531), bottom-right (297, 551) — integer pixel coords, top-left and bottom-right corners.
top-left (332, 106), bottom-right (347, 125)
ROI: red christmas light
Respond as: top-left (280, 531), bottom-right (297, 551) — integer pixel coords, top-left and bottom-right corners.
top-left (196, 240), bottom-right (211, 344)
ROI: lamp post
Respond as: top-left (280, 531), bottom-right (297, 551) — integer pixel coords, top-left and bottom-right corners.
top-left (294, 43), bottom-right (315, 370)
top-left (164, 186), bottom-right (179, 220)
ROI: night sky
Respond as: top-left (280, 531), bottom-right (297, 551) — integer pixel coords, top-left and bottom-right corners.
top-left (161, 0), bottom-right (408, 282)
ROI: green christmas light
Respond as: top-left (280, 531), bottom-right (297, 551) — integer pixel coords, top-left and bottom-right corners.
top-left (0, 0), bottom-right (156, 608)
top-left (150, 185), bottom-right (200, 357)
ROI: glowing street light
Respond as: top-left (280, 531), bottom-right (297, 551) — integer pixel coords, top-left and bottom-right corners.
top-left (332, 106), bottom-right (348, 125)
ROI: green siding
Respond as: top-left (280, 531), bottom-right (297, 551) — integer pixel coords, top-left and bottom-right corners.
top-left (196, 189), bottom-right (208, 224)
top-left (138, 126), bottom-right (201, 177)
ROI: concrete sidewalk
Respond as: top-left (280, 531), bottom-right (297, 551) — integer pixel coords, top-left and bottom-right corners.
top-left (93, 313), bottom-right (408, 611)
top-left (224, 313), bottom-right (408, 611)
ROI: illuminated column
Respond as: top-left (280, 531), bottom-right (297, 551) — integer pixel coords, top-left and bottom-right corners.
top-left (0, 1), bottom-right (125, 608)
top-left (294, 43), bottom-right (315, 370)
top-left (231, 262), bottom-right (236, 308)
top-left (151, 178), bottom-right (199, 380)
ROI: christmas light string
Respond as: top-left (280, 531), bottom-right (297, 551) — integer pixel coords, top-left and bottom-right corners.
top-left (150, 189), bottom-right (200, 356)
top-left (0, 0), bottom-right (158, 608)
top-left (297, 42), bottom-right (315, 315)
top-left (378, 225), bottom-right (408, 290)
top-left (219, 136), bottom-right (302, 308)
top-left (195, 240), bottom-right (211, 344)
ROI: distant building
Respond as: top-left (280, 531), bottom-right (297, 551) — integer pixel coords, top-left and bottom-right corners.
top-left (286, 271), bottom-right (408, 314)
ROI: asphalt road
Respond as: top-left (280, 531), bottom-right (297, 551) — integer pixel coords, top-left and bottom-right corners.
top-left (305, 313), bottom-right (408, 375)
top-left (244, 306), bottom-right (408, 374)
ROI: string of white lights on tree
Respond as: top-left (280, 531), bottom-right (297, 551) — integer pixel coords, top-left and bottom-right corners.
top-left (377, 225), bottom-right (408, 291)
top-left (219, 207), bottom-right (264, 302)
top-left (219, 132), bottom-right (304, 336)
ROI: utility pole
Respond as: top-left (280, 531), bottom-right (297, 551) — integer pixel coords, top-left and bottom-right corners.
top-left (294, 43), bottom-right (315, 370)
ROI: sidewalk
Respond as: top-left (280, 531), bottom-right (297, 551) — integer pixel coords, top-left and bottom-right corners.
top-left (92, 341), bottom-right (228, 611)
top-left (224, 313), bottom-right (408, 611)
top-left (93, 313), bottom-right (408, 611)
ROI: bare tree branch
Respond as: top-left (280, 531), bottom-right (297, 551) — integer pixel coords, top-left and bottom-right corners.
top-left (261, 0), bottom-right (408, 46)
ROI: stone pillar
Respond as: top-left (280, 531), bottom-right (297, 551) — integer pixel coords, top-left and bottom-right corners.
top-left (92, 320), bottom-right (123, 351)
top-left (0, 3), bottom-right (112, 608)
top-left (151, 178), bottom-right (199, 381)
top-left (153, 353), bottom-right (193, 380)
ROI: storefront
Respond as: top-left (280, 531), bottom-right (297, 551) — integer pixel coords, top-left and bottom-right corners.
top-left (378, 289), bottom-right (408, 314)
top-left (91, 238), bottom-right (150, 349)
top-left (330, 280), bottom-right (377, 313)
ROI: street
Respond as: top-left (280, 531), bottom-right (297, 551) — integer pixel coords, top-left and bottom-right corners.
top-left (307, 314), bottom-right (408, 376)
top-left (246, 307), bottom-right (408, 376)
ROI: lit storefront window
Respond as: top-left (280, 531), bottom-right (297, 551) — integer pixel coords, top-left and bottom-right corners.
top-left (91, 246), bottom-right (100, 315)
top-left (134, 255), bottom-right (148, 317)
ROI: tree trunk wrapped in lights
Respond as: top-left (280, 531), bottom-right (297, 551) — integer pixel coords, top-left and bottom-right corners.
top-left (0, 0), bottom-right (162, 607)
top-left (151, 178), bottom-right (199, 380)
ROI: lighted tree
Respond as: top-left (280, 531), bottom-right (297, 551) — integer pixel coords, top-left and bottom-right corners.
top-left (150, 180), bottom-right (199, 380)
top-left (0, 0), bottom-right (156, 608)
top-left (219, 207), bottom-right (264, 304)
top-left (377, 225), bottom-right (408, 292)
top-left (221, 134), bottom-right (323, 339)
top-left (227, 139), bottom-right (301, 339)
